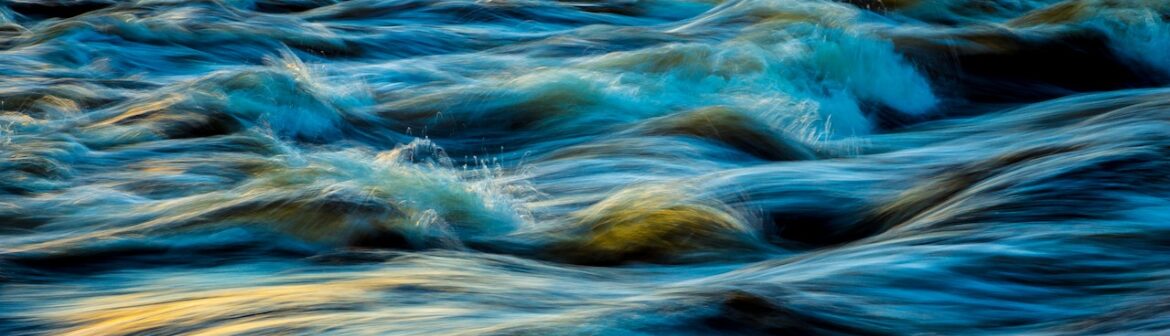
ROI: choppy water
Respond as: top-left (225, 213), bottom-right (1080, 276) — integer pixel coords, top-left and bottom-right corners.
top-left (1, 0), bottom-right (1169, 334)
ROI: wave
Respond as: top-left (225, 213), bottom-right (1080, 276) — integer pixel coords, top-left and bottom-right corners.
top-left (2, 0), bottom-right (1170, 335)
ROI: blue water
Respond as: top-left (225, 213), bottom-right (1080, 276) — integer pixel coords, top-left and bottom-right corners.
top-left (1, 0), bottom-right (1170, 334)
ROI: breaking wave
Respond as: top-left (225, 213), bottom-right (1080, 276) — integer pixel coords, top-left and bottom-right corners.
top-left (2, 0), bottom-right (1170, 334)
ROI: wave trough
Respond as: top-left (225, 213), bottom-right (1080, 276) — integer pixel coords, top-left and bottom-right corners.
top-left (2, 0), bottom-right (1170, 335)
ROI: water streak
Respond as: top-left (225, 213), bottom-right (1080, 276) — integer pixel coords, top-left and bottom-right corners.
top-left (2, 0), bottom-right (1170, 334)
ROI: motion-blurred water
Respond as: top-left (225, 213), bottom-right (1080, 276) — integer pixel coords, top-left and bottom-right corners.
top-left (1, 0), bottom-right (1169, 334)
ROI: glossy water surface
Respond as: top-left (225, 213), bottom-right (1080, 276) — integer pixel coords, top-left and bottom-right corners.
top-left (2, 0), bottom-right (1170, 334)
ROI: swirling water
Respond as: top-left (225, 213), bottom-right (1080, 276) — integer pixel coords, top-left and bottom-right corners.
top-left (1, 0), bottom-right (1169, 334)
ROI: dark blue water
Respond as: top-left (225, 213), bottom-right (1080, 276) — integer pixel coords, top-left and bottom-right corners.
top-left (2, 0), bottom-right (1170, 334)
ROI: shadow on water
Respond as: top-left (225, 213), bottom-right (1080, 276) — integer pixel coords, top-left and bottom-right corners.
top-left (1, 0), bottom-right (1170, 334)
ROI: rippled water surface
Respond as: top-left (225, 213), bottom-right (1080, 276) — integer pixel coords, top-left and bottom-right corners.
top-left (2, 0), bottom-right (1170, 334)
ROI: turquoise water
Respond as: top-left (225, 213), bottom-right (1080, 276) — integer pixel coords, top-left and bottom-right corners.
top-left (2, 0), bottom-right (1170, 334)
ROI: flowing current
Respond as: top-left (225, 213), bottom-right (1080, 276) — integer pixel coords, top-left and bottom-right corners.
top-left (1, 0), bottom-right (1170, 334)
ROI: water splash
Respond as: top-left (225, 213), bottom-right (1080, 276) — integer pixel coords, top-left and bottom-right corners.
top-left (2, 0), bottom-right (1170, 334)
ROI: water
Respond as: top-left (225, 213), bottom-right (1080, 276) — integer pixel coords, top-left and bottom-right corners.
top-left (1, 0), bottom-right (1169, 334)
